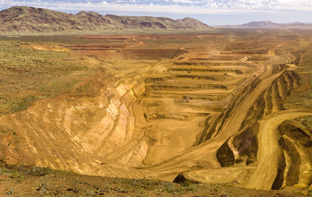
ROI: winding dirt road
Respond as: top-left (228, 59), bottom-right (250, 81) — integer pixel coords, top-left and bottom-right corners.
top-left (1, 33), bottom-right (311, 192)
top-left (140, 64), bottom-right (288, 180)
top-left (246, 110), bottom-right (312, 190)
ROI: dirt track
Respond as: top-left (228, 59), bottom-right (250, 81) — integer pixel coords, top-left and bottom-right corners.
top-left (140, 63), bottom-right (298, 181)
top-left (0, 33), bottom-right (312, 191)
top-left (246, 110), bottom-right (312, 190)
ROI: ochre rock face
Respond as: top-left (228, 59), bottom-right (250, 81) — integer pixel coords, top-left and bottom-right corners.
top-left (0, 33), bottom-right (312, 191)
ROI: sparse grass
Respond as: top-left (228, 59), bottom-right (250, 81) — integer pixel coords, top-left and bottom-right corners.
top-left (10, 95), bottom-right (36, 112)
top-left (287, 87), bottom-right (312, 109)
top-left (0, 162), bottom-right (303, 196)
top-left (0, 40), bottom-right (90, 114)
top-left (39, 78), bottom-right (81, 94)
top-left (0, 31), bottom-right (311, 197)
top-left (285, 50), bottom-right (312, 108)
top-left (286, 45), bottom-right (312, 109)
top-left (0, 163), bottom-right (52, 180)
top-left (6, 188), bottom-right (14, 196)
top-left (296, 115), bottom-right (312, 132)
top-left (307, 187), bottom-right (312, 197)
top-left (300, 51), bottom-right (312, 68)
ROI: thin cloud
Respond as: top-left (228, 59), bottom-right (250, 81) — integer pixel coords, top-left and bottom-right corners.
top-left (171, 0), bottom-right (202, 4)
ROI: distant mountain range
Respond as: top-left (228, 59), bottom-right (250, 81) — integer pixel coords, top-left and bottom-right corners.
top-left (0, 6), bottom-right (209, 35)
top-left (220, 21), bottom-right (312, 29)
top-left (0, 6), bottom-right (311, 35)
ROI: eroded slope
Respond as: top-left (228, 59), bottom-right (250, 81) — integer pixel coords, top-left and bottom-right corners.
top-left (0, 31), bottom-right (312, 191)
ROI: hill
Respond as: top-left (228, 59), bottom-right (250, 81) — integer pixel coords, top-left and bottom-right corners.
top-left (0, 18), bottom-right (312, 196)
top-left (241, 21), bottom-right (281, 28)
top-left (219, 21), bottom-right (312, 29)
top-left (0, 6), bottom-right (209, 35)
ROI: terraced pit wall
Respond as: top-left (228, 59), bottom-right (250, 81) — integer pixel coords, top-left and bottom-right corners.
top-left (0, 33), bottom-right (312, 191)
top-left (0, 73), bottom-right (148, 178)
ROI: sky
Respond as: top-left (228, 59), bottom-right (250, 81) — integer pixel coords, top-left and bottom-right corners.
top-left (0, 0), bottom-right (312, 25)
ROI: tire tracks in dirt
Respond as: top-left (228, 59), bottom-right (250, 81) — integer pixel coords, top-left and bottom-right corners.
top-left (245, 110), bottom-right (312, 190)
top-left (141, 64), bottom-right (290, 180)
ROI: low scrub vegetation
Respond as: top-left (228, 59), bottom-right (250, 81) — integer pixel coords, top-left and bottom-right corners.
top-left (0, 41), bottom-right (89, 114)
top-left (0, 162), bottom-right (304, 196)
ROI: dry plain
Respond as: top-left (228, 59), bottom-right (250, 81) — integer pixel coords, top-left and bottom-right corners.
top-left (0, 29), bottom-right (312, 196)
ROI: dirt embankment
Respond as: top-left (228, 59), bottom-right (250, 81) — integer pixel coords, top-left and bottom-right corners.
top-left (0, 32), bottom-right (312, 194)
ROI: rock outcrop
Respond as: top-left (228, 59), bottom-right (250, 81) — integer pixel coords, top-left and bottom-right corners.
top-left (0, 6), bottom-right (209, 35)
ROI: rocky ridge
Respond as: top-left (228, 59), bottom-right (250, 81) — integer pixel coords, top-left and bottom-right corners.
top-left (0, 6), bottom-right (209, 35)
top-left (219, 21), bottom-right (312, 29)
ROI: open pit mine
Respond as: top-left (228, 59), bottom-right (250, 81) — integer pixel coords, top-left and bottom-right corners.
top-left (0, 29), bottom-right (312, 194)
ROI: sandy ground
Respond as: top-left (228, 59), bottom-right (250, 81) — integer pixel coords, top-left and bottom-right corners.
top-left (0, 31), bottom-right (312, 194)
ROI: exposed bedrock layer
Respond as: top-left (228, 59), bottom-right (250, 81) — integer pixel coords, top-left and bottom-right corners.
top-left (0, 73), bottom-right (147, 178)
top-left (142, 65), bottom-right (312, 190)
top-left (0, 51), bottom-right (257, 177)
top-left (0, 39), bottom-right (311, 192)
